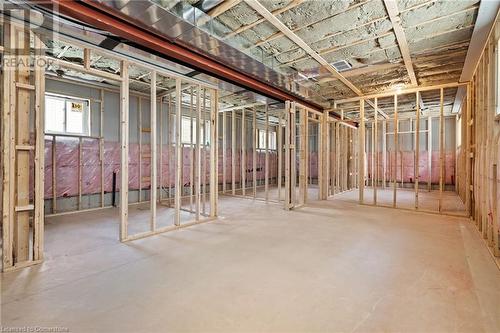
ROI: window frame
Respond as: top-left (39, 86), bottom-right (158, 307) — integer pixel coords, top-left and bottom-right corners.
top-left (45, 93), bottom-right (91, 136)
top-left (176, 115), bottom-right (211, 146)
top-left (257, 129), bottom-right (277, 150)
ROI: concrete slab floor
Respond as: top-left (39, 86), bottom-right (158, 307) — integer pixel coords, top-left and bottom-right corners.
top-left (2, 196), bottom-right (500, 332)
top-left (332, 187), bottom-right (467, 216)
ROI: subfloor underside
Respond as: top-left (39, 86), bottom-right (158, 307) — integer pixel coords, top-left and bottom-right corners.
top-left (2, 196), bottom-right (500, 332)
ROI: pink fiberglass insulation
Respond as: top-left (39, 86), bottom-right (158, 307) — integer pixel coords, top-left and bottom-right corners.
top-left (44, 140), bottom-right (281, 199)
top-left (367, 151), bottom-right (456, 185)
top-left (44, 139), bottom-right (458, 199)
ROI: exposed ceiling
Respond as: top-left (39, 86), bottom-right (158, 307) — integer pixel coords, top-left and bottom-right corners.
top-left (12, 0), bottom-right (488, 119)
top-left (207, 0), bottom-right (480, 109)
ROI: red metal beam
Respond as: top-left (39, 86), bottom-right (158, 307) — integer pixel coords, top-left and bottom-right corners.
top-left (45, 0), bottom-right (324, 112)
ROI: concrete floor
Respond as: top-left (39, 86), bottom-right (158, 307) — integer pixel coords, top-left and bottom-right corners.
top-left (2, 196), bottom-right (500, 332)
top-left (333, 187), bottom-right (467, 216)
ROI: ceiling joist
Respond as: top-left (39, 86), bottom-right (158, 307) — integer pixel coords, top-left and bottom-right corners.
top-left (249, 0), bottom-right (371, 50)
top-left (225, 0), bottom-right (304, 39)
top-left (207, 0), bottom-right (241, 18)
top-left (243, 0), bottom-right (388, 118)
top-left (383, 0), bottom-right (417, 86)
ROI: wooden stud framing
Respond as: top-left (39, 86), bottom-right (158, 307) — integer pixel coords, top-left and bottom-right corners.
top-left (465, 83), bottom-right (471, 215)
top-left (241, 108), bottom-right (246, 196)
top-left (190, 87), bottom-right (194, 209)
top-left (159, 96), bottom-right (163, 202)
top-left (320, 109), bottom-right (328, 200)
top-left (415, 92), bottom-right (420, 209)
top-left (196, 86), bottom-right (202, 221)
top-left (150, 71), bottom-right (157, 231)
top-left (277, 111), bottom-right (283, 201)
top-left (232, 110), bottom-right (236, 195)
top-left (265, 105), bottom-right (269, 201)
top-left (14, 26), bottom-right (31, 263)
top-left (336, 122), bottom-right (340, 194)
top-left (382, 120), bottom-right (387, 189)
top-left (393, 95), bottom-right (398, 208)
top-left (359, 100), bottom-right (365, 203)
top-left (253, 107), bottom-right (257, 198)
top-left (174, 78), bottom-right (182, 226)
top-left (222, 107), bottom-right (227, 193)
top-left (119, 60), bottom-right (129, 241)
top-left (78, 137), bottom-right (83, 209)
top-left (168, 94), bottom-right (172, 205)
top-left (427, 116), bottom-right (432, 191)
top-left (374, 98), bottom-right (378, 204)
top-left (438, 88), bottom-right (444, 212)
top-left (33, 34), bottom-right (45, 261)
top-left (138, 96), bottom-right (142, 202)
top-left (202, 90), bottom-right (207, 214)
top-left (210, 90), bottom-right (218, 217)
top-left (298, 107), bottom-right (307, 205)
top-left (291, 102), bottom-right (297, 207)
top-left (371, 124), bottom-right (375, 188)
top-left (52, 136), bottom-right (57, 213)
top-left (100, 89), bottom-right (105, 208)
top-left (1, 28), bottom-right (14, 267)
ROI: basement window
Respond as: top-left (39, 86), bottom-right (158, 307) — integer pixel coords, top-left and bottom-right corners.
top-left (45, 94), bottom-right (90, 136)
top-left (180, 116), bottom-right (211, 145)
top-left (258, 129), bottom-right (277, 150)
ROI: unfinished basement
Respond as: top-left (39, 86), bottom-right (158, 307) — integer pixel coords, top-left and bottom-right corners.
top-left (1, 0), bottom-right (500, 332)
